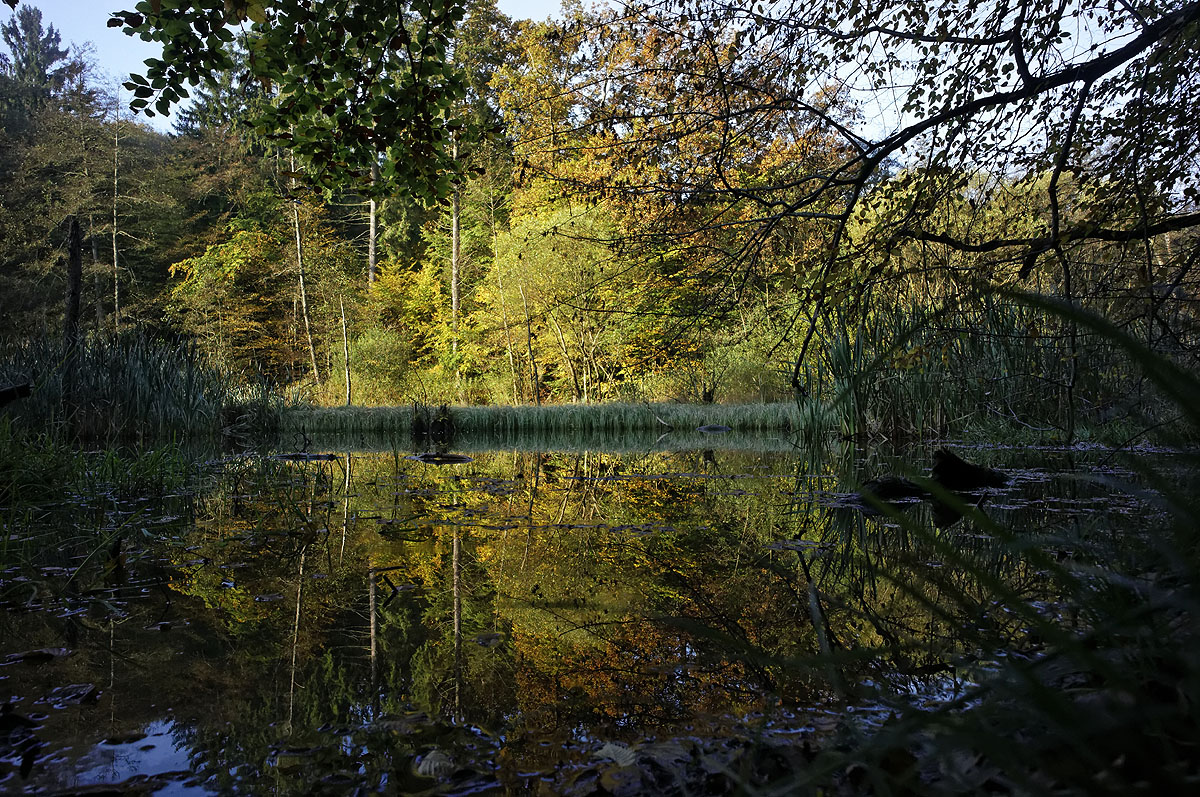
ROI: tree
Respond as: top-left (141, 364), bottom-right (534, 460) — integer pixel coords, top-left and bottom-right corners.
top-left (503, 0), bottom-right (1200, 401)
top-left (106, 0), bottom-right (477, 202)
top-left (1, 5), bottom-right (70, 94)
top-left (0, 4), bottom-right (79, 127)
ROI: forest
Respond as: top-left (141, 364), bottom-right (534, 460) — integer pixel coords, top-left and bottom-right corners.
top-left (2, 0), bottom-right (1200, 794)
top-left (0, 0), bottom-right (1193, 442)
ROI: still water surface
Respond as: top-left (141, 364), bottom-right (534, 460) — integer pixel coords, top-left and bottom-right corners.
top-left (0, 438), bottom-right (1171, 793)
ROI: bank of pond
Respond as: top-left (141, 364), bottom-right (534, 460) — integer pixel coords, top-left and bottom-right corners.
top-left (1, 435), bottom-right (1197, 794)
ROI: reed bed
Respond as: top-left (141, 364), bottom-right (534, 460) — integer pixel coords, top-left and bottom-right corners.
top-left (283, 401), bottom-right (804, 439)
top-left (805, 297), bottom-right (1177, 442)
top-left (0, 334), bottom-right (241, 440)
top-left (301, 427), bottom-right (804, 455)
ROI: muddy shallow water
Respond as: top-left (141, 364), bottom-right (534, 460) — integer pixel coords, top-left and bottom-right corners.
top-left (0, 438), bottom-right (1185, 793)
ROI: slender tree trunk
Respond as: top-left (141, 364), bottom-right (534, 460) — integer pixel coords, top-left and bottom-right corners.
top-left (368, 566), bottom-right (378, 714)
top-left (368, 162), bottom-right (378, 288)
top-left (452, 525), bottom-right (463, 720)
top-left (450, 207), bottom-right (461, 357)
top-left (340, 296), bottom-right (352, 406)
top-left (112, 101), bottom-right (121, 330)
top-left (495, 262), bottom-right (519, 403)
top-left (287, 547), bottom-right (306, 734)
top-left (290, 154), bottom-right (320, 383)
top-left (518, 283), bottom-right (539, 405)
top-left (548, 313), bottom-right (581, 400)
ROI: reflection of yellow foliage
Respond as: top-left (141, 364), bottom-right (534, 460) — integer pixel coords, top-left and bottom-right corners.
top-left (170, 567), bottom-right (271, 627)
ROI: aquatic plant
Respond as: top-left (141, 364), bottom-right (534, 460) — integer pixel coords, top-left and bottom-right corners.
top-left (283, 401), bottom-right (804, 439)
top-left (0, 333), bottom-right (239, 440)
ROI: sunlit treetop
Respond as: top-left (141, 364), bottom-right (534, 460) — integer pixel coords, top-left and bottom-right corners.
top-left (97, 0), bottom-right (476, 202)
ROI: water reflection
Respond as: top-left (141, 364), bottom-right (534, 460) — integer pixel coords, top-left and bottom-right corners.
top-left (0, 441), bottom-right (1171, 793)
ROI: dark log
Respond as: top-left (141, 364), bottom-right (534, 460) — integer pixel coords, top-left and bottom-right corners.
top-left (860, 475), bottom-right (928, 501)
top-left (63, 216), bottom-right (83, 353)
top-left (931, 448), bottom-right (1008, 490)
top-left (0, 382), bottom-right (32, 407)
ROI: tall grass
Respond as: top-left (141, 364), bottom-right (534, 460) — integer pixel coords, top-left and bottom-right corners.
top-left (0, 333), bottom-right (252, 440)
top-left (282, 401), bottom-right (803, 439)
top-left (806, 294), bottom-right (1181, 443)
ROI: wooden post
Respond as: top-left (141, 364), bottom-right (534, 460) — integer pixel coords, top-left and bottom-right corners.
top-left (64, 217), bottom-right (83, 354)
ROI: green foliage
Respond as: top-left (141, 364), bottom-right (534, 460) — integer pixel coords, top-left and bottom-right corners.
top-left (112, 0), bottom-right (477, 200)
top-left (168, 226), bottom-right (296, 379)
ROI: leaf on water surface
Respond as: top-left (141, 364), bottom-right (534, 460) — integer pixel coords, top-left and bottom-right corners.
top-left (103, 731), bottom-right (148, 745)
top-left (593, 741), bottom-right (637, 767)
top-left (640, 739), bottom-right (696, 767)
top-left (3, 648), bottom-right (73, 666)
top-left (272, 747), bottom-right (319, 771)
top-left (41, 683), bottom-right (100, 706)
top-left (416, 747), bottom-right (455, 779)
top-left (600, 764), bottom-right (643, 796)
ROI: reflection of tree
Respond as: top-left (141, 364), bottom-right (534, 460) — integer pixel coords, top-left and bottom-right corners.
top-left (15, 445), bottom-right (1095, 791)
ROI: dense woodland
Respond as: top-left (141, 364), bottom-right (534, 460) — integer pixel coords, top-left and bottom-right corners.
top-left (2, 0), bottom-right (1198, 440)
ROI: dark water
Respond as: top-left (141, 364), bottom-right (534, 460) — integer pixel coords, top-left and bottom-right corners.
top-left (0, 439), bottom-right (1182, 793)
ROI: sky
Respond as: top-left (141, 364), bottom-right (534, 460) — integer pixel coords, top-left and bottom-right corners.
top-left (14, 0), bottom-right (563, 132)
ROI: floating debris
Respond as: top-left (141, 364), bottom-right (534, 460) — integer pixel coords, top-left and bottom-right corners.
top-left (41, 683), bottom-right (100, 707)
top-left (407, 452), bottom-right (474, 465)
top-left (3, 648), bottom-right (72, 666)
top-left (416, 748), bottom-right (455, 779)
top-left (932, 448), bottom-right (1008, 490)
top-left (860, 475), bottom-right (928, 501)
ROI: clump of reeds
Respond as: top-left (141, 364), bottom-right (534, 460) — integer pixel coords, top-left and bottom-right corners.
top-left (282, 401), bottom-right (804, 439)
top-left (0, 333), bottom-right (249, 441)
top-left (804, 295), bottom-right (1184, 443)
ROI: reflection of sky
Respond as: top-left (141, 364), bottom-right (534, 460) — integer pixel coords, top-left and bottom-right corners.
top-left (72, 719), bottom-right (211, 794)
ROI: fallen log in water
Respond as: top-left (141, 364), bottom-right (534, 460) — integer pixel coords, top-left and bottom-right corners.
top-left (0, 382), bottom-right (31, 408)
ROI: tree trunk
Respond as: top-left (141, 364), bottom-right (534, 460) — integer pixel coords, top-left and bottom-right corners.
top-left (518, 283), bottom-right (539, 405)
top-left (548, 312), bottom-right (581, 400)
top-left (340, 296), bottom-right (352, 406)
top-left (290, 154), bottom-right (321, 383)
top-left (368, 162), bottom-right (378, 288)
top-left (450, 183), bottom-right (461, 357)
top-left (89, 216), bottom-right (105, 328)
top-left (112, 103), bottom-right (121, 330)
top-left (495, 263), bottom-right (520, 403)
top-left (452, 524), bottom-right (463, 720)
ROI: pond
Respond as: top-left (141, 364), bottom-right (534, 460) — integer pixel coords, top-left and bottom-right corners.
top-left (1, 435), bottom-right (1195, 794)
